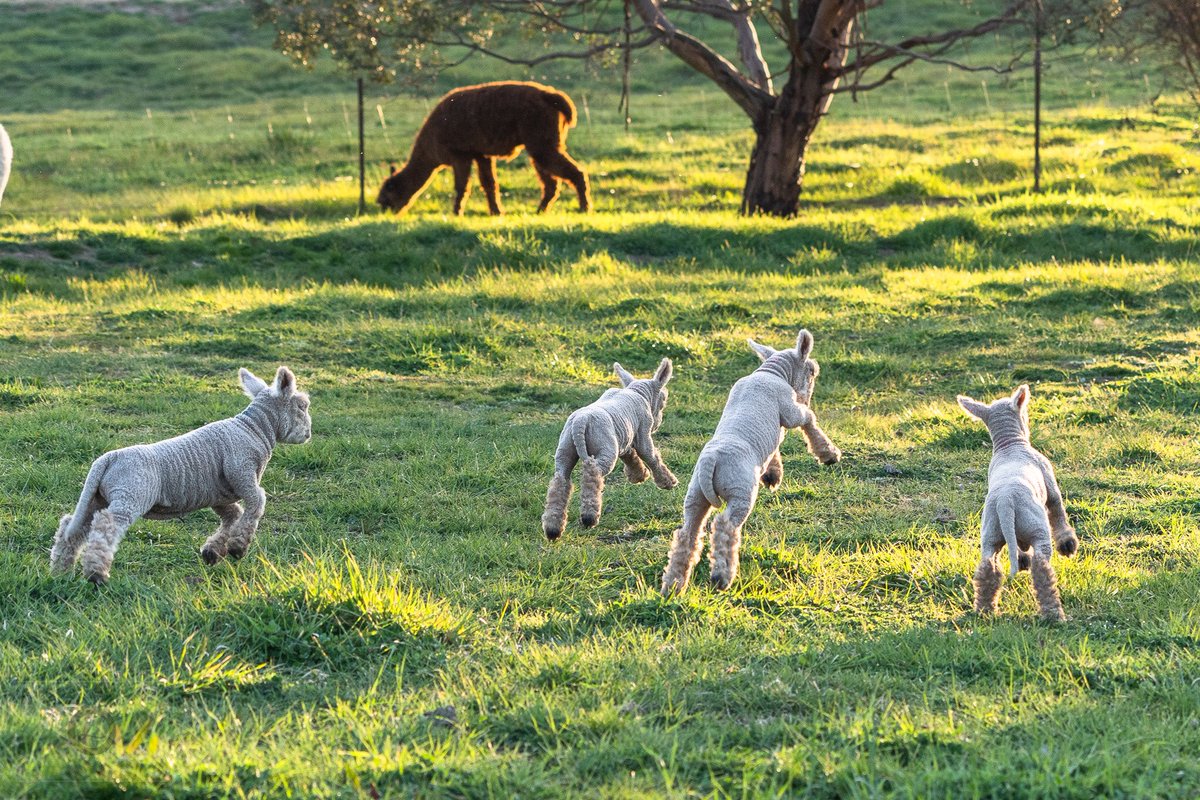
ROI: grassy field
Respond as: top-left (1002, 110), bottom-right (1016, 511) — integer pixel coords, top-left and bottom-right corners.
top-left (2, 1), bottom-right (1200, 798)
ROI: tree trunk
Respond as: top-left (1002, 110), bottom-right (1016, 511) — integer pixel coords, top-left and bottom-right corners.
top-left (740, 67), bottom-right (828, 217)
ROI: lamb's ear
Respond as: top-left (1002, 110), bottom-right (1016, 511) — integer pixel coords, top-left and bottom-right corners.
top-left (957, 395), bottom-right (991, 422)
top-left (795, 329), bottom-right (814, 360)
top-left (273, 366), bottom-right (297, 397)
top-left (239, 368), bottom-right (268, 398)
top-left (1012, 384), bottom-right (1030, 410)
top-left (654, 357), bottom-right (673, 386)
top-left (748, 338), bottom-right (777, 362)
top-left (613, 362), bottom-right (636, 387)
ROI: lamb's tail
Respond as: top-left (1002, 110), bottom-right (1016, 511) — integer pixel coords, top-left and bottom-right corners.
top-left (691, 451), bottom-right (720, 508)
top-left (71, 452), bottom-right (112, 524)
top-left (543, 89), bottom-right (577, 128)
top-left (995, 494), bottom-right (1022, 577)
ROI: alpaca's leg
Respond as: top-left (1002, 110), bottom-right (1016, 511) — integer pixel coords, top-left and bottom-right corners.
top-left (633, 430), bottom-right (677, 490)
top-left (709, 486), bottom-right (758, 591)
top-left (760, 450), bottom-right (783, 490)
top-left (799, 411), bottom-right (841, 465)
top-left (620, 451), bottom-right (649, 484)
top-left (450, 158), bottom-right (472, 216)
top-left (661, 491), bottom-right (714, 596)
top-left (533, 163), bottom-right (560, 212)
top-left (201, 502), bottom-right (243, 565)
top-left (226, 486), bottom-right (266, 560)
top-left (475, 156), bottom-right (502, 215)
top-left (579, 448), bottom-right (617, 529)
top-left (531, 149), bottom-right (590, 212)
top-left (81, 502), bottom-right (139, 585)
top-left (50, 497), bottom-right (101, 573)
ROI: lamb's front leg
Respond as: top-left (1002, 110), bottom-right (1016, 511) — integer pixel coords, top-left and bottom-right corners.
top-left (634, 430), bottom-right (677, 489)
top-left (1039, 461), bottom-right (1078, 557)
top-left (761, 450), bottom-right (783, 490)
top-left (201, 502), bottom-right (243, 565)
top-left (620, 451), bottom-right (650, 484)
top-left (225, 485), bottom-right (266, 560)
top-left (778, 400), bottom-right (840, 465)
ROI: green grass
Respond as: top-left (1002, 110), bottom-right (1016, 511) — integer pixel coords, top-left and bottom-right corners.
top-left (2, 1), bottom-right (1200, 798)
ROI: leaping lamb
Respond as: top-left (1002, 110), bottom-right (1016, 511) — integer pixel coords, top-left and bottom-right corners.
top-left (50, 367), bottom-right (312, 584)
top-left (542, 359), bottom-right (677, 540)
top-left (661, 330), bottom-right (841, 595)
top-left (957, 384), bottom-right (1078, 621)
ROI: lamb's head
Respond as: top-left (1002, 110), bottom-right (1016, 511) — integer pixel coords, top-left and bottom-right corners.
top-left (376, 163), bottom-right (421, 214)
top-left (239, 366), bottom-right (312, 444)
top-left (749, 329), bottom-right (821, 405)
top-left (614, 358), bottom-right (673, 432)
top-left (957, 384), bottom-right (1031, 446)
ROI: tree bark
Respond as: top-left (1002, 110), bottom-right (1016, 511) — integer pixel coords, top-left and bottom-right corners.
top-left (740, 71), bottom-right (825, 216)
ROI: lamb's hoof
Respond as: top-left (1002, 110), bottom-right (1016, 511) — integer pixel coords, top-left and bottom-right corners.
top-left (86, 571), bottom-right (108, 586)
top-left (656, 477), bottom-right (678, 490)
top-left (820, 449), bottom-right (842, 465)
top-left (1057, 532), bottom-right (1078, 557)
top-left (200, 546), bottom-right (224, 565)
top-left (1039, 609), bottom-right (1067, 624)
top-left (761, 470), bottom-right (782, 490)
top-left (544, 526), bottom-right (562, 542)
top-left (660, 578), bottom-right (686, 597)
top-left (227, 544), bottom-right (247, 560)
top-left (580, 514), bottom-right (598, 529)
top-left (1017, 551), bottom-right (1032, 571)
top-left (709, 572), bottom-right (732, 591)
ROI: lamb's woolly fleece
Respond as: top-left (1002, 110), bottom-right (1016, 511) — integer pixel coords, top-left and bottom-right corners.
top-left (50, 367), bottom-right (312, 584)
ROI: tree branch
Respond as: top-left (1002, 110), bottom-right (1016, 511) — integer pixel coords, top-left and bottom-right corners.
top-left (630, 0), bottom-right (774, 120)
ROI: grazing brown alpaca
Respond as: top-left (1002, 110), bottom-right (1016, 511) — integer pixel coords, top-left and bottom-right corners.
top-left (376, 81), bottom-right (591, 216)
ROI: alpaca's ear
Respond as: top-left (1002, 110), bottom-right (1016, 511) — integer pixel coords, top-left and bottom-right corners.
top-left (1012, 384), bottom-right (1030, 410)
top-left (748, 338), bottom-right (776, 362)
top-left (795, 329), bottom-right (814, 360)
top-left (389, 162), bottom-right (397, 176)
top-left (614, 362), bottom-right (636, 387)
top-left (273, 366), bottom-right (297, 397)
top-left (239, 368), bottom-right (268, 398)
top-left (654, 357), bottom-right (673, 386)
top-left (957, 395), bottom-right (991, 422)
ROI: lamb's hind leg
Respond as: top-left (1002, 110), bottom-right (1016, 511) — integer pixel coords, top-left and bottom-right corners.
top-left (201, 502), bottom-right (243, 565)
top-left (709, 481), bottom-right (759, 591)
top-left (50, 497), bottom-right (101, 573)
top-left (579, 446), bottom-right (617, 530)
top-left (81, 500), bottom-right (141, 585)
top-left (225, 486), bottom-right (266, 560)
top-left (661, 490), bottom-right (714, 596)
top-left (542, 440), bottom-right (578, 541)
top-left (973, 508), bottom-right (1005, 613)
top-left (1029, 533), bottom-right (1065, 622)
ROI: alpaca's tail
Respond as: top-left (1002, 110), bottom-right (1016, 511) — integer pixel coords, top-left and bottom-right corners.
top-left (995, 495), bottom-right (1021, 577)
top-left (543, 90), bottom-right (577, 128)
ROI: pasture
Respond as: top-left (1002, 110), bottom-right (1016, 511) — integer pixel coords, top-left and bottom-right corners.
top-left (2, 1), bottom-right (1200, 797)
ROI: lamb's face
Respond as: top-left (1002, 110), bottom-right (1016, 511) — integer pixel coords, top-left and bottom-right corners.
top-left (376, 166), bottom-right (419, 213)
top-left (277, 390), bottom-right (312, 444)
top-left (794, 356), bottom-right (820, 407)
top-left (650, 385), bottom-right (669, 432)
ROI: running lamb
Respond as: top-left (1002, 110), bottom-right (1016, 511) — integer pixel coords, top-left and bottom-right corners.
top-left (957, 385), bottom-right (1079, 621)
top-left (661, 330), bottom-right (841, 595)
top-left (50, 367), bottom-right (312, 584)
top-left (542, 359), bottom-right (677, 540)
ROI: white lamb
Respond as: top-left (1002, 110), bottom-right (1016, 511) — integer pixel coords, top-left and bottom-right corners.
top-left (542, 359), bottom-right (677, 540)
top-left (957, 385), bottom-right (1078, 621)
top-left (50, 367), bottom-right (312, 584)
top-left (661, 330), bottom-right (841, 595)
